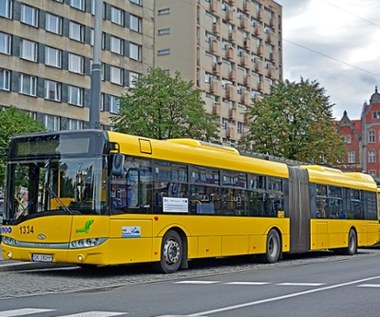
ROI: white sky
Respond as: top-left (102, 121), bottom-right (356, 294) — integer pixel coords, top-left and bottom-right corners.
top-left (276, 0), bottom-right (380, 120)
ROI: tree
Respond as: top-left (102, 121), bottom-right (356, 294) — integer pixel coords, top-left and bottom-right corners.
top-left (239, 78), bottom-right (345, 165)
top-left (0, 107), bottom-right (46, 186)
top-left (112, 68), bottom-right (219, 141)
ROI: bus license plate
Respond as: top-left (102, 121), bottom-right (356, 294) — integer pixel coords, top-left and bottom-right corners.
top-left (32, 253), bottom-right (53, 262)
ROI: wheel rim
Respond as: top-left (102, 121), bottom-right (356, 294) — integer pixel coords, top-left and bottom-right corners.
top-left (349, 233), bottom-right (356, 253)
top-left (163, 238), bottom-right (181, 265)
top-left (269, 235), bottom-right (278, 259)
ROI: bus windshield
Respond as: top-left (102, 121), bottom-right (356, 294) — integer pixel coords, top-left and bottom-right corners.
top-left (6, 156), bottom-right (107, 220)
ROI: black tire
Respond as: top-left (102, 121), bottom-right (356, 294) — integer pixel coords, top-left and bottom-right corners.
top-left (261, 229), bottom-right (281, 263)
top-left (154, 230), bottom-right (183, 273)
top-left (346, 229), bottom-right (357, 255)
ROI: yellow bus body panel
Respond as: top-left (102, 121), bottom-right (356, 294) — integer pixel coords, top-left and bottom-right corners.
top-left (310, 219), bottom-right (378, 250)
top-left (2, 214), bottom-right (290, 265)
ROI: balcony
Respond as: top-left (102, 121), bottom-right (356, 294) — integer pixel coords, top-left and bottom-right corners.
top-left (212, 62), bottom-right (221, 75)
top-left (225, 84), bottom-right (235, 99)
top-left (210, 80), bottom-right (221, 95)
top-left (240, 54), bottom-right (249, 67)
top-left (243, 1), bottom-right (251, 12)
top-left (240, 16), bottom-right (249, 30)
top-left (229, 69), bottom-right (236, 81)
top-left (229, 31), bottom-right (236, 43)
top-left (226, 47), bottom-right (234, 60)
top-left (210, 40), bottom-right (220, 55)
top-left (210, 0), bottom-right (219, 13)
top-left (229, 107), bottom-right (237, 120)
top-left (241, 91), bottom-right (250, 105)
top-left (226, 10), bottom-right (235, 24)
top-left (226, 126), bottom-right (236, 139)
top-left (213, 22), bottom-right (220, 34)
top-left (213, 103), bottom-right (221, 115)
top-left (244, 74), bottom-right (252, 86)
top-left (243, 37), bottom-right (250, 49)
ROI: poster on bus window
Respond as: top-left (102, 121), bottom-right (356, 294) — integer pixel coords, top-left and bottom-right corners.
top-left (163, 197), bottom-right (189, 213)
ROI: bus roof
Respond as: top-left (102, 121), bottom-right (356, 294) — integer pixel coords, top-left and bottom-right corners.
top-left (107, 131), bottom-right (289, 179)
top-left (301, 165), bottom-right (377, 191)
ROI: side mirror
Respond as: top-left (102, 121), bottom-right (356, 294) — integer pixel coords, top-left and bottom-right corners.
top-left (112, 154), bottom-right (124, 176)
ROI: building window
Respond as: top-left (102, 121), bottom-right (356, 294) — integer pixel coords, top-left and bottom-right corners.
top-left (68, 85), bottom-right (83, 106)
top-left (68, 118), bottom-right (83, 130)
top-left (369, 150), bottom-right (376, 163)
top-left (0, 0), bottom-right (12, 19)
top-left (129, 72), bottom-right (140, 88)
top-left (20, 39), bottom-right (37, 62)
top-left (45, 47), bottom-right (62, 68)
top-left (68, 53), bottom-right (84, 74)
top-left (0, 32), bottom-right (11, 55)
top-left (110, 95), bottom-right (120, 113)
top-left (70, 0), bottom-right (85, 11)
top-left (45, 80), bottom-right (61, 101)
top-left (158, 49), bottom-right (170, 56)
top-left (348, 151), bottom-right (355, 164)
top-left (368, 130), bottom-right (375, 143)
top-left (110, 36), bottom-right (123, 55)
top-left (20, 4), bottom-right (38, 27)
top-left (222, 118), bottom-right (228, 129)
top-left (237, 122), bottom-right (244, 134)
top-left (110, 66), bottom-right (123, 85)
top-left (158, 8), bottom-right (170, 15)
top-left (129, 43), bottom-right (141, 61)
top-left (45, 13), bottom-right (62, 35)
top-left (130, 0), bottom-right (141, 5)
top-left (344, 135), bottom-right (352, 143)
top-left (69, 21), bottom-right (84, 42)
top-left (368, 170), bottom-right (376, 178)
top-left (19, 74), bottom-right (37, 96)
top-left (158, 28), bottom-right (170, 35)
top-left (0, 69), bottom-right (10, 91)
top-left (111, 6), bottom-right (124, 25)
top-left (130, 14), bottom-right (142, 32)
top-left (45, 115), bottom-right (61, 131)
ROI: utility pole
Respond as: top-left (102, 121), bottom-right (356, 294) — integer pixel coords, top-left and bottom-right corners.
top-left (89, 0), bottom-right (102, 129)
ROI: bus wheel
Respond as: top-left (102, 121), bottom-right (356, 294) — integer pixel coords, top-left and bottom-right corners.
top-left (261, 229), bottom-right (281, 263)
top-left (346, 229), bottom-right (357, 255)
top-left (155, 230), bottom-right (183, 273)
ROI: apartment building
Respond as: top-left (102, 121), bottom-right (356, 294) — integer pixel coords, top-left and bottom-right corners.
top-left (0, 0), bottom-right (154, 130)
top-left (154, 0), bottom-right (283, 145)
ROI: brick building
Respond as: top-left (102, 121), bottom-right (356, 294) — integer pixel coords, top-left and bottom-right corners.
top-left (336, 87), bottom-right (380, 181)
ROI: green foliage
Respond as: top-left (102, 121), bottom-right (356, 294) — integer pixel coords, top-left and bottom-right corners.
top-left (239, 78), bottom-right (345, 166)
top-left (0, 107), bottom-right (46, 186)
top-left (112, 68), bottom-right (219, 141)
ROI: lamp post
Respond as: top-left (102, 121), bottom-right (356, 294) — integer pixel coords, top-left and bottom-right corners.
top-left (89, 0), bottom-right (102, 129)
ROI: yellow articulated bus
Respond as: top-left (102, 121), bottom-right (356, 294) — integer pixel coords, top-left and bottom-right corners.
top-left (1, 130), bottom-right (378, 273)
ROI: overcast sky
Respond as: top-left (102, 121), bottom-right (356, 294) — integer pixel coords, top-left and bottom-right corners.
top-left (275, 0), bottom-right (380, 120)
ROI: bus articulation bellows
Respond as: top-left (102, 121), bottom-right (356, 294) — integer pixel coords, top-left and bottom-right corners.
top-left (0, 130), bottom-right (378, 273)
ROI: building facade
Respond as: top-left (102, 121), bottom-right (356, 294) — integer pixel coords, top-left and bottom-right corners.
top-left (0, 0), bottom-right (154, 130)
top-left (0, 0), bottom-right (282, 143)
top-left (336, 87), bottom-right (380, 181)
top-left (155, 0), bottom-right (283, 145)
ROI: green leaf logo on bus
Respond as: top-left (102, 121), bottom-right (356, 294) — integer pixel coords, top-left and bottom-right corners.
top-left (76, 220), bottom-right (94, 234)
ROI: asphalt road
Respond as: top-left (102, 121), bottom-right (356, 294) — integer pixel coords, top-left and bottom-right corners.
top-left (1, 248), bottom-right (380, 316)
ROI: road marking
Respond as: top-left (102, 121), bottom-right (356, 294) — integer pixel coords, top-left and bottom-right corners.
top-left (357, 284), bottom-right (380, 288)
top-left (58, 312), bottom-right (126, 317)
top-left (0, 308), bottom-right (55, 317)
top-left (175, 280), bottom-right (219, 285)
top-left (187, 274), bottom-right (380, 316)
top-left (277, 283), bottom-right (325, 287)
top-left (225, 282), bottom-right (271, 285)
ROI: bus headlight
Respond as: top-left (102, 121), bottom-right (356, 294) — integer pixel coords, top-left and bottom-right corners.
top-left (2, 236), bottom-right (18, 246)
top-left (69, 237), bottom-right (107, 249)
